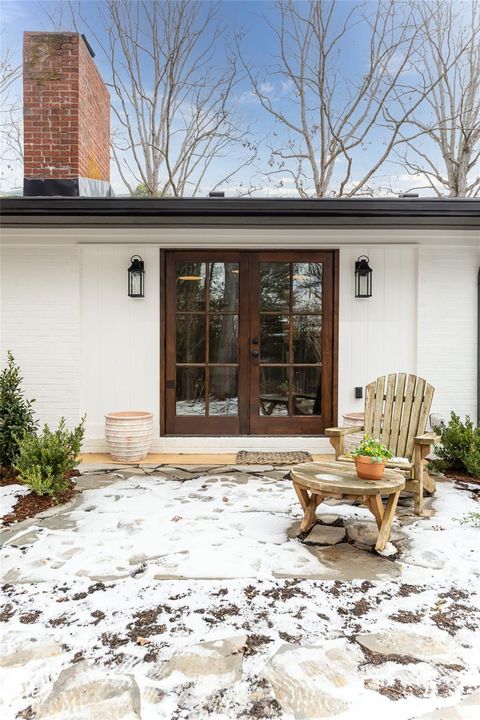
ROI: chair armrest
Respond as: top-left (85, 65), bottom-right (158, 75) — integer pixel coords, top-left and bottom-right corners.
top-left (325, 426), bottom-right (364, 437)
top-left (414, 432), bottom-right (439, 446)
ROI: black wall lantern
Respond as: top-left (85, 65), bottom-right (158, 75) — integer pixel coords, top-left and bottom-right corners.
top-left (355, 255), bottom-right (372, 298)
top-left (128, 255), bottom-right (145, 297)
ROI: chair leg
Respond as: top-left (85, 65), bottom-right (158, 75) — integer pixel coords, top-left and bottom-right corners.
top-left (423, 466), bottom-right (436, 495)
top-left (414, 446), bottom-right (424, 516)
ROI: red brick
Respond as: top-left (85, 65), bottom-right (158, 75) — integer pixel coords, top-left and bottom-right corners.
top-left (23, 32), bottom-right (110, 181)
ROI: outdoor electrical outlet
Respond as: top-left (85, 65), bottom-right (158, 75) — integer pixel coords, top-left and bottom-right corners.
top-left (355, 387), bottom-right (363, 399)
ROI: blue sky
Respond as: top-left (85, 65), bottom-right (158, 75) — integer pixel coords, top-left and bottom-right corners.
top-left (0, 0), bottom-right (473, 196)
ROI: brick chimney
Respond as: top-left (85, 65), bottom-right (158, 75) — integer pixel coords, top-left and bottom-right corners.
top-left (23, 32), bottom-right (111, 196)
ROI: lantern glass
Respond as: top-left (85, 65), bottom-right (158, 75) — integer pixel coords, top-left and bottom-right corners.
top-left (354, 256), bottom-right (372, 298)
top-left (128, 256), bottom-right (145, 297)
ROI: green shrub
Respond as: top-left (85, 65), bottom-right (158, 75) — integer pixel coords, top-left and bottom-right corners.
top-left (350, 435), bottom-right (393, 463)
top-left (15, 416), bottom-right (85, 497)
top-left (0, 351), bottom-right (38, 470)
top-left (431, 412), bottom-right (480, 477)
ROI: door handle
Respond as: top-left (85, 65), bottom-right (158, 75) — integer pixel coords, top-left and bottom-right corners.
top-left (251, 350), bottom-right (259, 358)
top-left (251, 337), bottom-right (259, 344)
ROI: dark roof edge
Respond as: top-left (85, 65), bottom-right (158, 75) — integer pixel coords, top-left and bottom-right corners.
top-left (1, 197), bottom-right (479, 228)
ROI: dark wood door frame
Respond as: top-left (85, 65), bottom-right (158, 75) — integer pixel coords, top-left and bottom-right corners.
top-left (160, 249), bottom-right (339, 436)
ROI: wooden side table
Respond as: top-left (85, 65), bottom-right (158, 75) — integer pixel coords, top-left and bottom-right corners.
top-left (291, 460), bottom-right (405, 552)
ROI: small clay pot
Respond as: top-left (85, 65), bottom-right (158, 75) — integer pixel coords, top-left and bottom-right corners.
top-left (355, 455), bottom-right (385, 481)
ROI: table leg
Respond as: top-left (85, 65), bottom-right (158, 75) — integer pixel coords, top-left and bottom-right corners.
top-left (368, 495), bottom-right (384, 529)
top-left (375, 490), bottom-right (401, 552)
top-left (299, 493), bottom-right (324, 533)
top-left (293, 482), bottom-right (309, 512)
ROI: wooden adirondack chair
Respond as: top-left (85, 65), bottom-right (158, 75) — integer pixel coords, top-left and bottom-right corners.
top-left (325, 373), bottom-right (438, 515)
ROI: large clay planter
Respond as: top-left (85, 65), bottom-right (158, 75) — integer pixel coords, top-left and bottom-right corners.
top-left (355, 455), bottom-right (385, 481)
top-left (105, 411), bottom-right (153, 462)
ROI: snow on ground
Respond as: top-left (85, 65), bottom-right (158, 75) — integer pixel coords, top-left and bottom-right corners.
top-left (1, 468), bottom-right (479, 719)
top-left (0, 484), bottom-right (29, 524)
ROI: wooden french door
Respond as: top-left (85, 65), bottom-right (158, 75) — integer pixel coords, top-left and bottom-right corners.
top-left (163, 250), bottom-right (336, 435)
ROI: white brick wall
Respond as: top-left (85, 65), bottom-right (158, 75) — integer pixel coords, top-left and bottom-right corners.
top-left (0, 245), bottom-right (81, 428)
top-left (79, 245), bottom-right (160, 443)
top-left (338, 246), bottom-right (417, 420)
top-left (1, 227), bottom-right (478, 450)
top-left (418, 246), bottom-right (479, 423)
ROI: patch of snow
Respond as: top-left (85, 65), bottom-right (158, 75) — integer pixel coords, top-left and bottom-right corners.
top-left (1, 483), bottom-right (29, 523)
top-left (1, 473), bottom-right (479, 719)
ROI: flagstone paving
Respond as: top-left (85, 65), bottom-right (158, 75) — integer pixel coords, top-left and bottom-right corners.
top-left (1, 464), bottom-right (479, 719)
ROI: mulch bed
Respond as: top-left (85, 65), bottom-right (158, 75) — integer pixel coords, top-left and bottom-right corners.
top-left (1, 480), bottom-right (78, 527)
top-left (443, 469), bottom-right (480, 485)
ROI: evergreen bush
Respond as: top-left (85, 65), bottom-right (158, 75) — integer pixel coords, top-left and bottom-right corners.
top-left (432, 412), bottom-right (480, 477)
top-left (0, 351), bottom-right (37, 470)
top-left (15, 416), bottom-right (85, 497)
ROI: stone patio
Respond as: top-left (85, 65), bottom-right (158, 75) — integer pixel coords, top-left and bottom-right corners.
top-left (1, 464), bottom-right (479, 719)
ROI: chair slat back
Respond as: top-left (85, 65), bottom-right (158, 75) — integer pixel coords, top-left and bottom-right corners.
top-left (364, 373), bottom-right (434, 459)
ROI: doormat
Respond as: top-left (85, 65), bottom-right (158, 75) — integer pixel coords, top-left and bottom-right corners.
top-left (236, 451), bottom-right (313, 465)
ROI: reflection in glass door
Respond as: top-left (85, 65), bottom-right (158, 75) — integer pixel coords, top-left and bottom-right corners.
top-left (165, 252), bottom-right (249, 434)
top-left (258, 261), bottom-right (323, 416)
top-left (164, 250), bottom-right (336, 435)
top-left (249, 252), bottom-right (334, 435)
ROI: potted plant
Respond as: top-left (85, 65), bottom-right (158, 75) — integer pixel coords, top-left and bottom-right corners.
top-left (350, 435), bottom-right (393, 481)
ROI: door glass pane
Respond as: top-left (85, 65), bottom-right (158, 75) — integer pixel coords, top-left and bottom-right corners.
top-left (292, 315), bottom-right (322, 364)
top-left (259, 367), bottom-right (289, 416)
top-left (260, 315), bottom-right (289, 363)
top-left (260, 262), bottom-right (290, 310)
top-left (209, 315), bottom-right (238, 363)
top-left (176, 262), bottom-right (206, 310)
top-left (293, 367), bottom-right (322, 416)
top-left (176, 368), bottom-right (205, 415)
top-left (292, 262), bottom-right (323, 312)
top-left (208, 367), bottom-right (238, 415)
top-left (176, 315), bottom-right (205, 363)
top-left (209, 263), bottom-right (239, 311)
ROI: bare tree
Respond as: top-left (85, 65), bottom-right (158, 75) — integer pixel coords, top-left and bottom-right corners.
top-left (240, 0), bottom-right (476, 197)
top-left (0, 31), bottom-right (22, 189)
top-left (395, 0), bottom-right (480, 197)
top-left (54, 0), bottom-right (254, 196)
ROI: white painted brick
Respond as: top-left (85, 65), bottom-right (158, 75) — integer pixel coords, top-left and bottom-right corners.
top-left (0, 245), bottom-right (81, 428)
top-left (418, 246), bottom-right (479, 423)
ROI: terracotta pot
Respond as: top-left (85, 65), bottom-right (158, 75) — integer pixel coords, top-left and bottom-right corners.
top-left (355, 455), bottom-right (385, 481)
top-left (105, 411), bottom-right (153, 462)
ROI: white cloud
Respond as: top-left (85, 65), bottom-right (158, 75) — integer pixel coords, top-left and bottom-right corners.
top-left (238, 90), bottom-right (261, 105)
top-left (259, 81), bottom-right (274, 95)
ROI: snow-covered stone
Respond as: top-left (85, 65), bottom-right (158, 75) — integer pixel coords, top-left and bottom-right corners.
top-left (149, 635), bottom-right (246, 691)
top-left (0, 631), bottom-right (64, 667)
top-left (263, 640), bottom-right (362, 717)
top-left (34, 661), bottom-right (141, 719)
top-left (410, 691), bottom-right (480, 719)
top-left (401, 548), bottom-right (446, 570)
top-left (356, 630), bottom-right (460, 663)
